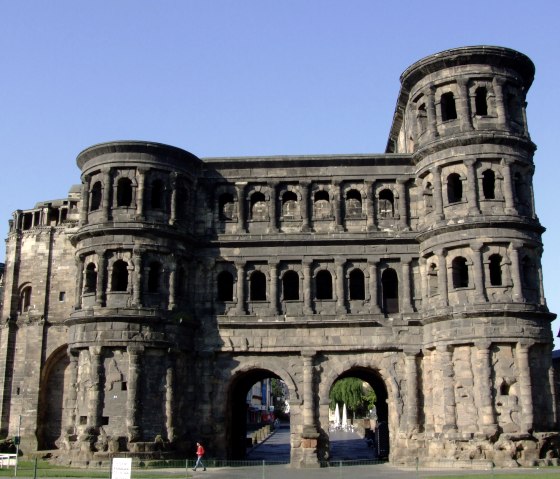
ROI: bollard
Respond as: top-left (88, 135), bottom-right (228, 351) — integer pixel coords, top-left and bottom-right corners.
top-left (33, 458), bottom-right (37, 479)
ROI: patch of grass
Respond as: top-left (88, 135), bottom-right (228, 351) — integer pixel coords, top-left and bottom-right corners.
top-left (423, 474), bottom-right (560, 479)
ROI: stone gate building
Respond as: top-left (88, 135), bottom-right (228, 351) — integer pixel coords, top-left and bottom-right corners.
top-left (0, 46), bottom-right (558, 467)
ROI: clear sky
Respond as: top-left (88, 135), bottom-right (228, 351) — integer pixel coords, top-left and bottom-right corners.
top-left (1, 1), bottom-right (559, 346)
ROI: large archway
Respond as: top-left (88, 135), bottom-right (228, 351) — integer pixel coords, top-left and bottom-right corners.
top-left (328, 366), bottom-right (389, 461)
top-left (225, 368), bottom-right (290, 460)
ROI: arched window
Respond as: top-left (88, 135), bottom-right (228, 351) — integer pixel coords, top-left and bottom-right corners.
top-left (176, 266), bottom-right (186, 298)
top-left (282, 191), bottom-right (299, 218)
top-left (381, 268), bottom-right (399, 314)
top-left (482, 170), bottom-right (496, 200)
top-left (176, 186), bottom-right (189, 220)
top-left (417, 103), bottom-right (427, 135)
top-left (521, 256), bottom-right (536, 288)
top-left (250, 271), bottom-right (267, 301)
top-left (116, 178), bottom-right (133, 207)
top-left (452, 257), bottom-right (469, 288)
top-left (378, 189), bottom-right (395, 218)
top-left (475, 87), bottom-right (488, 116)
top-left (441, 92), bottom-right (457, 121)
top-left (447, 173), bottom-right (463, 204)
top-left (151, 179), bottom-right (165, 210)
top-left (84, 263), bottom-right (97, 293)
top-left (428, 263), bottom-right (438, 296)
top-left (217, 271), bottom-right (234, 301)
top-left (424, 182), bottom-right (434, 212)
top-left (250, 192), bottom-right (267, 220)
top-left (489, 254), bottom-right (503, 286)
top-left (282, 270), bottom-right (299, 300)
top-left (147, 261), bottom-right (162, 293)
top-left (314, 191), bottom-right (331, 219)
top-left (111, 260), bottom-right (129, 292)
top-left (90, 182), bottom-right (102, 211)
top-left (349, 269), bottom-right (365, 300)
top-left (219, 193), bottom-right (235, 220)
top-left (315, 270), bottom-right (333, 300)
top-left (513, 172), bottom-right (527, 206)
top-left (18, 285), bottom-right (32, 313)
top-left (345, 190), bottom-right (362, 217)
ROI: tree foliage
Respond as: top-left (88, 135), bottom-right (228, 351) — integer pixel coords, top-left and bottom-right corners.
top-left (329, 377), bottom-right (377, 418)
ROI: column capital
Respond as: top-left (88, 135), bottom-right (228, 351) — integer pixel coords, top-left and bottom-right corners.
top-left (517, 340), bottom-right (535, 350)
top-left (475, 340), bottom-right (492, 351)
top-left (471, 241), bottom-right (484, 252)
top-left (301, 349), bottom-right (317, 359)
top-left (404, 348), bottom-right (421, 357)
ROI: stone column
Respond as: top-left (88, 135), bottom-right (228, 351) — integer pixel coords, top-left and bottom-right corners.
top-left (335, 258), bottom-right (346, 313)
top-left (169, 173), bottom-right (178, 225)
top-left (127, 345), bottom-right (143, 442)
top-left (96, 252), bottom-right (107, 306)
top-left (300, 182), bottom-right (311, 232)
top-left (101, 168), bottom-right (111, 221)
top-left (431, 166), bottom-right (444, 221)
top-left (536, 247), bottom-right (546, 307)
top-left (235, 183), bottom-right (246, 233)
top-left (365, 181), bottom-right (377, 231)
top-left (438, 344), bottom-right (457, 434)
top-left (333, 182), bottom-right (344, 231)
top-left (492, 77), bottom-right (508, 129)
top-left (75, 256), bottom-right (85, 310)
top-left (301, 350), bottom-right (316, 431)
top-left (465, 159), bottom-right (481, 215)
top-left (401, 259), bottom-right (413, 313)
top-left (501, 159), bottom-right (516, 215)
top-left (136, 167), bottom-right (147, 219)
top-left (548, 361), bottom-right (558, 429)
top-left (471, 242), bottom-right (487, 303)
top-left (302, 260), bottom-right (314, 315)
top-left (368, 260), bottom-right (382, 313)
top-left (396, 178), bottom-right (409, 230)
top-left (268, 182), bottom-right (278, 233)
top-left (168, 262), bottom-right (176, 310)
top-left (132, 250), bottom-right (143, 307)
top-left (436, 249), bottom-right (448, 307)
top-left (87, 346), bottom-right (103, 431)
top-left (516, 341), bottom-right (534, 433)
top-left (80, 176), bottom-right (90, 225)
top-left (419, 256), bottom-right (428, 306)
top-left (65, 351), bottom-right (79, 442)
top-left (509, 241), bottom-right (523, 302)
top-left (456, 78), bottom-right (473, 131)
top-left (426, 86), bottom-right (439, 140)
top-left (269, 262), bottom-right (278, 315)
top-left (474, 341), bottom-right (497, 436)
top-left (404, 349), bottom-right (420, 433)
top-left (235, 261), bottom-right (246, 315)
top-left (165, 354), bottom-right (175, 442)
top-left (527, 165), bottom-right (537, 220)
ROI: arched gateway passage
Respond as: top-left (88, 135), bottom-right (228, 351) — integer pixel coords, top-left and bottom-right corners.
top-left (327, 367), bottom-right (389, 460)
top-left (226, 368), bottom-right (289, 460)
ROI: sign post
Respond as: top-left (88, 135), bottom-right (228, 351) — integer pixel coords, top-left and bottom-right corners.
top-left (111, 458), bottom-right (132, 479)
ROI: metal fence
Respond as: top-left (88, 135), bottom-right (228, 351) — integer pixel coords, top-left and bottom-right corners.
top-left (0, 458), bottom-right (559, 479)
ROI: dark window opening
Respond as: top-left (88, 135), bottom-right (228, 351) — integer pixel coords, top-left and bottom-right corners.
top-left (101, 417), bottom-right (109, 426)
top-left (59, 291), bottom-right (66, 302)
top-left (22, 213), bottom-right (33, 230)
top-left (378, 189), bottom-right (395, 218)
top-left (84, 263), bottom-right (97, 293)
top-left (250, 192), bottom-right (267, 220)
top-left (482, 170), bottom-right (496, 199)
top-left (121, 382), bottom-right (127, 391)
top-left (314, 190), bottom-right (331, 219)
top-left (219, 193), bottom-right (235, 220)
top-left (345, 190), bottom-right (363, 216)
top-left (507, 92), bottom-right (523, 125)
top-left (282, 191), bottom-right (299, 218)
top-left (282, 270), bottom-right (300, 300)
top-left (217, 271), bottom-right (234, 301)
top-left (79, 416), bottom-right (87, 425)
top-left (151, 179), bottom-right (165, 210)
top-left (489, 254), bottom-right (503, 286)
top-left (499, 382), bottom-right (510, 396)
top-left (147, 262), bottom-right (162, 293)
top-left (18, 286), bottom-right (32, 313)
top-left (447, 173), bottom-right (463, 204)
top-left (441, 92), bottom-right (457, 121)
top-left (475, 87), bottom-right (488, 116)
top-left (90, 182), bottom-right (102, 211)
top-left (513, 172), bottom-right (527, 206)
top-left (521, 256), bottom-right (536, 288)
top-left (349, 269), bottom-right (365, 300)
top-left (116, 177), bottom-right (133, 207)
top-left (111, 260), bottom-right (129, 292)
top-left (177, 186), bottom-right (189, 220)
top-left (250, 271), bottom-right (267, 301)
top-left (315, 270), bottom-right (333, 300)
top-left (48, 208), bottom-right (59, 226)
top-left (452, 257), bottom-right (469, 288)
top-left (176, 266), bottom-right (186, 298)
top-left (381, 268), bottom-right (399, 314)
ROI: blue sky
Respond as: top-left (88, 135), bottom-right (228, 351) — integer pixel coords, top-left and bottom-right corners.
top-left (1, 1), bottom-right (559, 346)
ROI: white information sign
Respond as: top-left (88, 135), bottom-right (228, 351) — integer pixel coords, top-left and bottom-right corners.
top-left (112, 458), bottom-right (132, 479)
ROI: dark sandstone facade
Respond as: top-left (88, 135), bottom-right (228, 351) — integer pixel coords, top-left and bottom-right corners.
top-left (0, 46), bottom-right (558, 467)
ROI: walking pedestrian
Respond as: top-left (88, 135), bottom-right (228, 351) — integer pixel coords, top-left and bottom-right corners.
top-left (192, 442), bottom-right (206, 471)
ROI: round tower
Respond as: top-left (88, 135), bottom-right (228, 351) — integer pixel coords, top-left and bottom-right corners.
top-left (66, 141), bottom-right (202, 457)
top-left (393, 46), bottom-right (556, 463)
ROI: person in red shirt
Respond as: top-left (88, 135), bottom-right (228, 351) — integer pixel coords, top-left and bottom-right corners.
top-left (193, 442), bottom-right (206, 471)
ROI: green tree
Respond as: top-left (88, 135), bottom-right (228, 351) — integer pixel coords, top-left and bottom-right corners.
top-left (329, 377), bottom-right (377, 418)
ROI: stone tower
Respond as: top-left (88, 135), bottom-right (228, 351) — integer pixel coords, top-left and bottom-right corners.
top-left (0, 46), bottom-right (557, 467)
